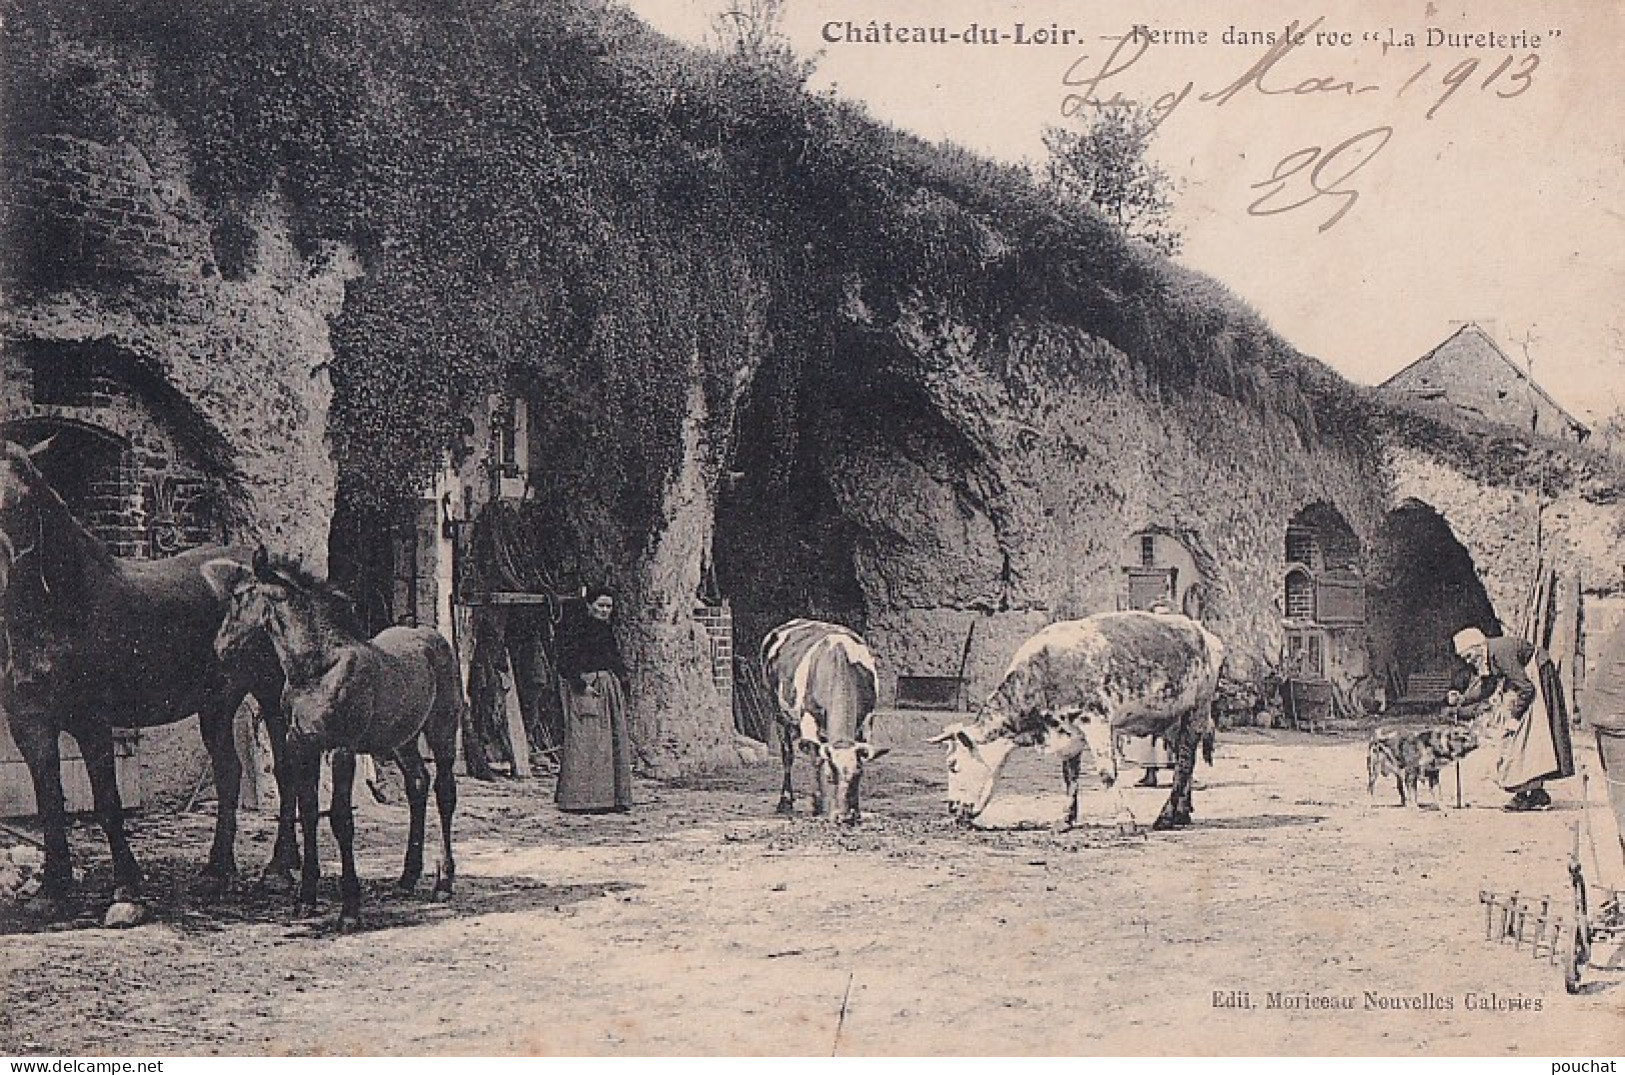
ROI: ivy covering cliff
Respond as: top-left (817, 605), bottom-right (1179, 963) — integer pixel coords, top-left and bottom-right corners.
top-left (21, 0), bottom-right (1618, 760)
top-left (2, 0), bottom-right (1391, 533)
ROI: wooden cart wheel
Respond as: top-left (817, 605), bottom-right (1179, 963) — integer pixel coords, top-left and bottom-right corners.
top-left (1566, 856), bottom-right (1591, 995)
top-left (1564, 924), bottom-right (1583, 995)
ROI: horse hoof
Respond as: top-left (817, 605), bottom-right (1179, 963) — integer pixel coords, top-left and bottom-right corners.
top-left (295, 902), bottom-right (321, 920)
top-left (337, 914), bottom-right (362, 934)
top-left (103, 901), bottom-right (148, 929)
top-left (1051, 819), bottom-right (1076, 834)
top-left (430, 884), bottom-right (453, 903)
top-left (260, 869), bottom-right (296, 895)
top-left (396, 876), bottom-right (420, 895)
top-left (775, 801), bottom-right (795, 816)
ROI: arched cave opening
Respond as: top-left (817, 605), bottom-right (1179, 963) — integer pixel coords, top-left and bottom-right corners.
top-left (713, 342), bottom-right (870, 671)
top-left (714, 330), bottom-right (988, 708)
top-left (1366, 497), bottom-right (1499, 707)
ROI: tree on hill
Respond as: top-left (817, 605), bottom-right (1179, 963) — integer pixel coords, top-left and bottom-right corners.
top-left (1595, 398), bottom-right (1625, 460)
top-left (709, 0), bottom-right (809, 76)
top-left (1040, 103), bottom-right (1182, 257)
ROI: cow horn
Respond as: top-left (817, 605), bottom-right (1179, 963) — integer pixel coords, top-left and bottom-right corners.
top-left (926, 723), bottom-right (965, 744)
top-left (24, 436), bottom-right (55, 459)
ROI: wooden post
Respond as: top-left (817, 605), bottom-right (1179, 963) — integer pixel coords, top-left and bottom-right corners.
top-left (504, 669), bottom-right (530, 778)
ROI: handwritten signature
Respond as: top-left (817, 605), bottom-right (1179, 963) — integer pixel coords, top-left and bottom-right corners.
top-left (1059, 16), bottom-right (1543, 231)
top-left (1246, 126), bottom-right (1392, 233)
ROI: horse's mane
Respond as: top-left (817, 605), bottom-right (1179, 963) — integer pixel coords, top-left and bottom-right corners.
top-left (261, 554), bottom-right (365, 638)
top-left (3, 447), bottom-right (116, 611)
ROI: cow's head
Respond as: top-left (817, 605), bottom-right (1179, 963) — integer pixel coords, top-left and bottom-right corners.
top-left (929, 721), bottom-right (1017, 824)
top-left (799, 713), bottom-right (889, 824)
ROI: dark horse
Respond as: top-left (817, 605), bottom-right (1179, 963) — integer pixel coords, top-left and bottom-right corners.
top-left (0, 440), bottom-right (300, 926)
top-left (209, 546), bottom-right (461, 931)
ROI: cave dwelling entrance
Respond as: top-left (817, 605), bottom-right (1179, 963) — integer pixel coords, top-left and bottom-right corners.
top-left (1366, 497), bottom-right (1498, 712)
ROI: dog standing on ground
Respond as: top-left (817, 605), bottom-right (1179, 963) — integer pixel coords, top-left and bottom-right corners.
top-left (1367, 709), bottom-right (1502, 812)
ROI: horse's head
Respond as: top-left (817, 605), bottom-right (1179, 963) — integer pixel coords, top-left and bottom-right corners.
top-left (203, 552), bottom-right (278, 664)
top-left (205, 545), bottom-right (359, 670)
top-left (1, 439), bottom-right (60, 603)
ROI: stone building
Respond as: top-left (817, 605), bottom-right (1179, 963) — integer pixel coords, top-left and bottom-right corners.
top-left (1378, 324), bottom-right (1591, 443)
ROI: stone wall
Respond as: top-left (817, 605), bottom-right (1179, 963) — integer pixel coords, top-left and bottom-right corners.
top-left (1386, 445), bottom-right (1625, 629)
top-left (826, 312), bottom-right (1387, 705)
top-left (1, 39), bottom-right (357, 804)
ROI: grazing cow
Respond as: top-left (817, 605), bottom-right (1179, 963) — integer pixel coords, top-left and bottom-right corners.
top-left (930, 610), bottom-right (1224, 832)
top-left (1367, 708), bottom-right (1502, 811)
top-left (760, 618), bottom-right (888, 823)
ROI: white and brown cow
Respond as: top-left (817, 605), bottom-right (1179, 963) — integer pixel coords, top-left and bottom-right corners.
top-left (931, 610), bottom-right (1225, 832)
top-left (761, 618), bottom-right (888, 823)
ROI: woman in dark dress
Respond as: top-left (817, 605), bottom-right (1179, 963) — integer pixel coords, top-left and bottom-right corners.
top-left (555, 586), bottom-right (634, 812)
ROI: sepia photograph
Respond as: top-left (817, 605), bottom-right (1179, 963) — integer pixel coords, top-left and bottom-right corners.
top-left (0, 0), bottom-right (1622, 1058)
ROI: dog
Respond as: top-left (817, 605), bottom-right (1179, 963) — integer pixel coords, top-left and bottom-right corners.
top-left (1366, 709), bottom-right (1502, 812)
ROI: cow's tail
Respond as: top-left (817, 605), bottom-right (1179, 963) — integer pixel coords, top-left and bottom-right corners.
top-left (1365, 738), bottom-right (1381, 798)
top-left (1200, 720), bottom-right (1216, 766)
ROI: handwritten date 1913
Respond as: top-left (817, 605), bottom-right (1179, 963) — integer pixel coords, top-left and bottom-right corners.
top-left (1247, 126), bottom-right (1393, 233)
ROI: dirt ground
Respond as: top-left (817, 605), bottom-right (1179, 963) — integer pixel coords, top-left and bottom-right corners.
top-left (1, 711), bottom-right (1622, 1057)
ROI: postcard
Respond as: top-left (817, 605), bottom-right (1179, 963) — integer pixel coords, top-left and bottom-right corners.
top-left (0, 0), bottom-right (1621, 1059)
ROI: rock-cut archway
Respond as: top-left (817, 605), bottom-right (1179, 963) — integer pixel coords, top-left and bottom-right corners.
top-left (1366, 497), bottom-right (1498, 708)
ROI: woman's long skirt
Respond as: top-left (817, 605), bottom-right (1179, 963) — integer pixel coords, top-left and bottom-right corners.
top-left (556, 670), bottom-right (634, 811)
top-left (1117, 735), bottom-right (1173, 769)
top-left (1496, 655), bottom-right (1577, 791)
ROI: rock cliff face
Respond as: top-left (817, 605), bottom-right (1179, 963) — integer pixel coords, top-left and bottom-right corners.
top-left (0, 35), bottom-right (350, 568)
top-left (6, 0), bottom-right (1620, 779)
top-left (720, 299), bottom-right (1388, 706)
